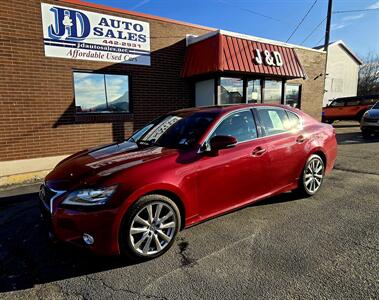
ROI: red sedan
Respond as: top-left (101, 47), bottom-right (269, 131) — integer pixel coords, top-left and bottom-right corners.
top-left (40, 104), bottom-right (337, 260)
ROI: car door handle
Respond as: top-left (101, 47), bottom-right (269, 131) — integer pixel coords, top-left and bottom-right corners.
top-left (296, 135), bottom-right (307, 143)
top-left (252, 147), bottom-right (266, 157)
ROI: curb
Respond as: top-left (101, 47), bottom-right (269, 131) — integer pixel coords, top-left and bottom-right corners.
top-left (0, 170), bottom-right (48, 191)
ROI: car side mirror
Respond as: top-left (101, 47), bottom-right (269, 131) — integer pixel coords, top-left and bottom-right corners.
top-left (209, 135), bottom-right (237, 153)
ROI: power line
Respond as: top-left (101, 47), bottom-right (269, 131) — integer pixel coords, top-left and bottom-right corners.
top-left (316, 35), bottom-right (325, 46)
top-left (301, 17), bottom-right (326, 45)
top-left (240, 7), bottom-right (289, 25)
top-left (333, 8), bottom-right (379, 14)
top-left (286, 0), bottom-right (319, 42)
top-left (214, 0), bottom-right (291, 25)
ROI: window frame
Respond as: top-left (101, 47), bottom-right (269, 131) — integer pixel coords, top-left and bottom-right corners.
top-left (285, 110), bottom-right (303, 131)
top-left (284, 83), bottom-right (302, 108)
top-left (201, 108), bottom-right (259, 151)
top-left (219, 76), bottom-right (245, 105)
top-left (206, 75), bottom-right (300, 108)
top-left (252, 106), bottom-right (303, 138)
top-left (200, 106), bottom-right (304, 153)
top-left (208, 109), bottom-right (259, 143)
top-left (345, 98), bottom-right (361, 106)
top-left (329, 99), bottom-right (346, 107)
top-left (246, 78), bottom-right (263, 104)
top-left (72, 69), bottom-right (133, 115)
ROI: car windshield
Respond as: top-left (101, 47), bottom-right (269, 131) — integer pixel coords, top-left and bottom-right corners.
top-left (372, 102), bottom-right (379, 109)
top-left (129, 111), bottom-right (219, 149)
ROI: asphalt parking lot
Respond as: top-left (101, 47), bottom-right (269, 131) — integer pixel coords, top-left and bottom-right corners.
top-left (0, 121), bottom-right (378, 300)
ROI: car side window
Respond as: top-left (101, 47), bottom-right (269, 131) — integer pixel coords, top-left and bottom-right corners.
top-left (360, 98), bottom-right (377, 105)
top-left (210, 110), bottom-right (257, 143)
top-left (255, 107), bottom-right (290, 136)
top-left (286, 111), bottom-right (302, 130)
top-left (346, 99), bottom-right (360, 106)
top-left (330, 100), bottom-right (345, 107)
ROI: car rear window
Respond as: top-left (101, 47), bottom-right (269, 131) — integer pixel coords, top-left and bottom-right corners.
top-left (346, 99), bottom-right (360, 106)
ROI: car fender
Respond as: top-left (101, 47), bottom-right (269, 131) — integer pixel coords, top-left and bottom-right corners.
top-left (111, 182), bottom-right (188, 253)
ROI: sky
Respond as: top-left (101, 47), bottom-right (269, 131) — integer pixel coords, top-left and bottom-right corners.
top-left (86, 0), bottom-right (379, 61)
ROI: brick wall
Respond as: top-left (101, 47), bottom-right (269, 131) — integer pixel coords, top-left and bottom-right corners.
top-left (0, 0), bottom-right (326, 163)
top-left (290, 48), bottom-right (326, 120)
top-left (0, 0), bottom-right (210, 162)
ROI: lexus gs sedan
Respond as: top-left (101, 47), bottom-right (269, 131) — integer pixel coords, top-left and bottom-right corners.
top-left (40, 104), bottom-right (337, 260)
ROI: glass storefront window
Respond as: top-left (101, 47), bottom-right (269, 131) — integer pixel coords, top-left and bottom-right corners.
top-left (219, 77), bottom-right (244, 104)
top-left (246, 79), bottom-right (262, 103)
top-left (74, 72), bottom-right (130, 113)
top-left (285, 84), bottom-right (301, 108)
top-left (263, 80), bottom-right (282, 104)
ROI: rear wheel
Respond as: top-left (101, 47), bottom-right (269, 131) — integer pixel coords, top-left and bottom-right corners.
top-left (296, 154), bottom-right (325, 197)
top-left (322, 117), bottom-right (333, 124)
top-left (120, 194), bottom-right (181, 261)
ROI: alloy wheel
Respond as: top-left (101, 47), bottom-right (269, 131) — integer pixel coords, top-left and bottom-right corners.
top-left (303, 157), bottom-right (324, 194)
top-left (129, 202), bottom-right (177, 256)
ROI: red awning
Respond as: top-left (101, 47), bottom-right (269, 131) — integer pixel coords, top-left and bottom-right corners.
top-left (182, 33), bottom-right (306, 79)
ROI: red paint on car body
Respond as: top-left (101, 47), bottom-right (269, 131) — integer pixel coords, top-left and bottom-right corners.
top-left (41, 104), bottom-right (337, 255)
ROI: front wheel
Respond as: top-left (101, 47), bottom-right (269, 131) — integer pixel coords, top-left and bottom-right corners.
top-left (120, 194), bottom-right (181, 261)
top-left (296, 154), bottom-right (325, 197)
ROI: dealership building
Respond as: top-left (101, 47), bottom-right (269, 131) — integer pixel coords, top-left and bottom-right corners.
top-left (0, 0), bottom-right (327, 186)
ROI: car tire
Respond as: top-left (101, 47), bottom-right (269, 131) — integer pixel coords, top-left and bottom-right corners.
top-left (296, 154), bottom-right (325, 197)
top-left (322, 117), bottom-right (333, 124)
top-left (119, 194), bottom-right (181, 261)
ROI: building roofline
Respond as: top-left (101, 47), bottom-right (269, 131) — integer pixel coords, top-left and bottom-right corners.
top-left (58, 1), bottom-right (324, 54)
top-left (59, 0), bottom-right (216, 31)
top-left (187, 29), bottom-right (325, 53)
top-left (314, 40), bottom-right (362, 64)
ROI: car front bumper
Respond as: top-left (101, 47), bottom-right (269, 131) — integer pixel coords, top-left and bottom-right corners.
top-left (360, 119), bottom-right (379, 132)
top-left (40, 196), bottom-right (122, 256)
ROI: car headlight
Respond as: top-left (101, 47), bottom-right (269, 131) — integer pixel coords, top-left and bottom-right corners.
top-left (62, 185), bottom-right (117, 206)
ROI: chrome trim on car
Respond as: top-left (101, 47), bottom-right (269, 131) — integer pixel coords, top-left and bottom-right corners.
top-left (198, 106), bottom-right (304, 153)
top-left (40, 183), bottom-right (66, 214)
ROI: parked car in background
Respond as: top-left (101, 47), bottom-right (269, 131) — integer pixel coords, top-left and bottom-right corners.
top-left (361, 101), bottom-right (379, 138)
top-left (322, 95), bottom-right (379, 124)
top-left (40, 104), bottom-right (337, 260)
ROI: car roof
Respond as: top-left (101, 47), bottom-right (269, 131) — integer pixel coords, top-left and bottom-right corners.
top-left (332, 95), bottom-right (379, 101)
top-left (172, 103), bottom-right (291, 115)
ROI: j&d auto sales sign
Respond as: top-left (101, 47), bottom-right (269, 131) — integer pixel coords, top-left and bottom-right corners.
top-left (41, 3), bottom-right (151, 65)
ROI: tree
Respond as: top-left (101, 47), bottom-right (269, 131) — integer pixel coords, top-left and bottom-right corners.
top-left (358, 52), bottom-right (379, 96)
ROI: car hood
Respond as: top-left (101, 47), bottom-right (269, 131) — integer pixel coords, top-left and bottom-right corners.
top-left (45, 141), bottom-right (177, 190)
top-left (366, 109), bottom-right (379, 118)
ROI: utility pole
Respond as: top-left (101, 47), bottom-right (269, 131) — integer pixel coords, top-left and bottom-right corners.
top-left (324, 0), bottom-right (333, 51)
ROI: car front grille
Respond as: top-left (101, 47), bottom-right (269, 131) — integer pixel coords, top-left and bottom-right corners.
top-left (39, 184), bottom-right (55, 211)
top-left (363, 117), bottom-right (378, 123)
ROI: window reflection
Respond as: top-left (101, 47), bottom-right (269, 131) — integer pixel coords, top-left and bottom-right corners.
top-left (264, 80), bottom-right (282, 104)
top-left (219, 77), bottom-right (244, 104)
top-left (105, 75), bottom-right (129, 112)
top-left (285, 84), bottom-right (301, 108)
top-left (247, 79), bottom-right (262, 103)
top-left (74, 73), bottom-right (107, 112)
top-left (74, 72), bottom-right (129, 113)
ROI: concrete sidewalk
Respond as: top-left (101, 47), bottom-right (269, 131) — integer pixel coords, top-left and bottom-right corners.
top-left (0, 183), bottom-right (41, 200)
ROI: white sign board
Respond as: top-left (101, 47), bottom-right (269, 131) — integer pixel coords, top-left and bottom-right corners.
top-left (41, 3), bottom-right (150, 65)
